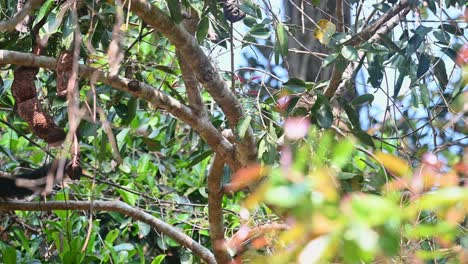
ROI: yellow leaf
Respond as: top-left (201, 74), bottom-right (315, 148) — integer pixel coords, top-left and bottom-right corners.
top-left (375, 152), bottom-right (411, 177)
top-left (314, 19), bottom-right (336, 46)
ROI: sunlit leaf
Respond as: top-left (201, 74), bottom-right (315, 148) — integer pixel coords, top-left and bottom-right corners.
top-left (314, 19), bottom-right (336, 46)
top-left (341, 46), bottom-right (359, 61)
top-left (276, 23), bottom-right (289, 57)
top-left (236, 116), bottom-right (252, 140)
top-left (375, 152), bottom-right (411, 177)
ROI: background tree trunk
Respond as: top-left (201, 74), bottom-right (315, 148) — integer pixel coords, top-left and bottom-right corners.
top-left (285, 0), bottom-right (351, 82)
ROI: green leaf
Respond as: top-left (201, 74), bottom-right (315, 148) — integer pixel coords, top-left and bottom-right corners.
top-left (2, 247), bottom-right (17, 264)
top-left (151, 255), bottom-right (166, 264)
top-left (367, 54), bottom-right (383, 88)
top-left (393, 70), bottom-right (406, 99)
top-left (341, 46), bottom-right (359, 61)
top-left (105, 229), bottom-right (120, 244)
top-left (420, 83), bottom-right (430, 107)
top-left (352, 130), bottom-right (375, 148)
top-left (236, 116), bottom-right (252, 140)
top-left (116, 184), bottom-right (138, 206)
top-left (32, 0), bottom-right (55, 28)
top-left (276, 23), bottom-right (288, 57)
top-left (433, 30), bottom-right (450, 44)
top-left (406, 26), bottom-right (431, 56)
top-left (416, 53), bottom-right (430, 78)
top-left (248, 25), bottom-right (271, 39)
top-left (350, 194), bottom-right (400, 226)
top-left (188, 150), bottom-right (214, 167)
top-left (432, 57), bottom-right (448, 91)
top-left (285, 96), bottom-right (300, 116)
top-left (239, 1), bottom-right (259, 18)
top-left (332, 139), bottom-right (354, 168)
top-left (438, 24), bottom-right (464, 36)
top-left (337, 172), bottom-right (359, 180)
top-left (114, 243), bottom-right (135, 252)
top-left (323, 53), bottom-right (340, 67)
top-left (311, 94), bottom-right (333, 128)
top-left (282, 78), bottom-right (306, 93)
top-left (196, 17), bottom-right (209, 42)
top-left (339, 98), bottom-right (361, 130)
top-left (166, 0), bottom-right (183, 23)
top-left (351, 94), bottom-right (374, 106)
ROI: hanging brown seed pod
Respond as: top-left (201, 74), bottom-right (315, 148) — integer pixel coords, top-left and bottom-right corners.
top-left (56, 50), bottom-right (73, 97)
top-left (12, 67), bottom-right (38, 103)
top-left (223, 0), bottom-right (246, 23)
top-left (16, 98), bottom-right (66, 147)
top-left (66, 158), bottom-right (82, 180)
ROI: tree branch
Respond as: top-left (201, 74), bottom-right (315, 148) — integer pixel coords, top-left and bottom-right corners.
top-left (0, 0), bottom-right (44, 32)
top-left (336, 0), bottom-right (344, 33)
top-left (343, 0), bottom-right (410, 46)
top-left (332, 7), bottom-right (411, 98)
top-left (0, 200), bottom-right (216, 264)
top-left (176, 10), bottom-right (206, 115)
top-left (128, 0), bottom-right (257, 166)
top-left (0, 50), bottom-right (238, 168)
top-left (324, 1), bottom-right (411, 98)
top-left (207, 154), bottom-right (232, 263)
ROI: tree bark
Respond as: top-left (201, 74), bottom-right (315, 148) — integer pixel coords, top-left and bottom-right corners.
top-left (286, 0), bottom-right (351, 82)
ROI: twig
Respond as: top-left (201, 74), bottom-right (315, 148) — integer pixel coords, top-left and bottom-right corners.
top-left (0, 200), bottom-right (216, 264)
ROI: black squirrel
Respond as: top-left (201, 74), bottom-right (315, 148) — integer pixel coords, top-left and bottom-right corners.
top-left (0, 160), bottom-right (81, 200)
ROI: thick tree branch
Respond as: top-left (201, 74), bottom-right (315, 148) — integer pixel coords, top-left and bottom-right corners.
top-left (0, 0), bottom-right (44, 32)
top-left (207, 154), bottom-right (232, 264)
top-left (0, 50), bottom-right (239, 169)
top-left (324, 1), bottom-right (411, 98)
top-left (129, 0), bottom-right (257, 166)
top-left (177, 50), bottom-right (206, 115)
top-left (0, 200), bottom-right (216, 264)
top-left (176, 11), bottom-right (206, 115)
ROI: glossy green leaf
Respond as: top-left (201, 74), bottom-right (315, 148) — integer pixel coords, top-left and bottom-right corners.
top-left (311, 94), bottom-right (333, 128)
top-left (236, 115), bottom-right (252, 140)
top-left (351, 94), bottom-right (374, 106)
top-left (438, 24), bottom-right (464, 36)
top-left (341, 46), bottom-right (359, 61)
top-left (417, 53), bottom-right (430, 78)
top-left (196, 16), bottom-right (210, 42)
top-left (393, 70), bottom-right (406, 99)
top-left (282, 78), bottom-right (307, 93)
top-left (432, 57), bottom-right (448, 90)
top-left (276, 23), bottom-right (289, 57)
top-left (353, 130), bottom-right (375, 148)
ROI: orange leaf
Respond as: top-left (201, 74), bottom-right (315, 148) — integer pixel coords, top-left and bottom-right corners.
top-left (227, 164), bottom-right (267, 192)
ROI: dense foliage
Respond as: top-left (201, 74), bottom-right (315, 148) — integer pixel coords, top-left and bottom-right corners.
top-left (0, 0), bottom-right (466, 263)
